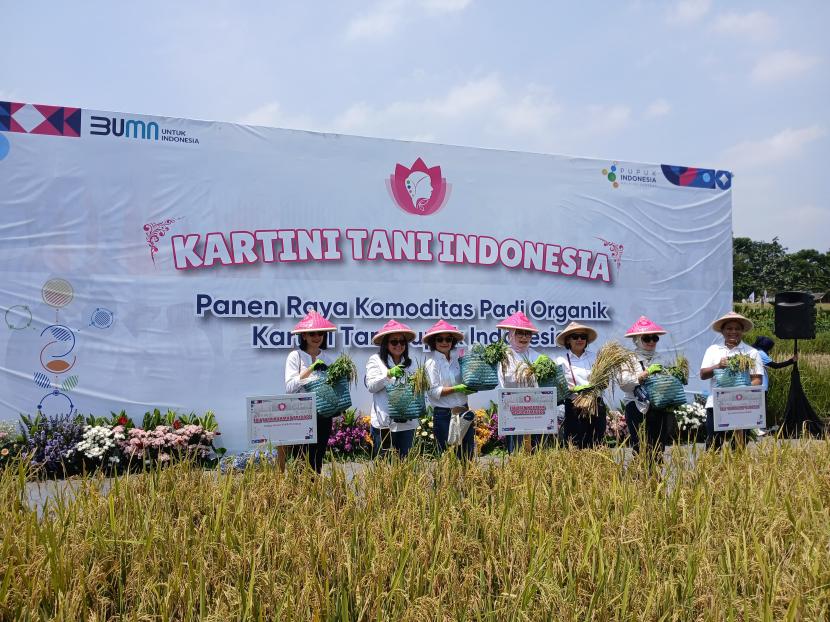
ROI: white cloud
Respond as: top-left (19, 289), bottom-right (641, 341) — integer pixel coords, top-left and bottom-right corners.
top-left (711, 10), bottom-right (776, 40)
top-left (582, 104), bottom-right (632, 135)
top-left (236, 102), bottom-right (313, 130)
top-left (721, 125), bottom-right (826, 169)
top-left (346, 0), bottom-right (472, 40)
top-left (666, 0), bottom-right (711, 24)
top-left (644, 99), bottom-right (671, 119)
top-left (750, 50), bottom-right (820, 84)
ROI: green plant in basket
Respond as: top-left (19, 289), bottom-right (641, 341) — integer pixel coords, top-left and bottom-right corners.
top-left (477, 341), bottom-right (509, 368)
top-left (325, 354), bottom-right (358, 385)
top-left (660, 354), bottom-right (689, 384)
top-left (517, 355), bottom-right (558, 385)
top-left (726, 353), bottom-right (755, 373)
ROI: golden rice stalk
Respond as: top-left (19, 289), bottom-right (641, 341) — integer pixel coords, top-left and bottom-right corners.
top-left (666, 353), bottom-right (689, 384)
top-left (407, 363), bottom-right (430, 395)
top-left (572, 341), bottom-right (633, 418)
top-left (727, 353), bottom-right (755, 373)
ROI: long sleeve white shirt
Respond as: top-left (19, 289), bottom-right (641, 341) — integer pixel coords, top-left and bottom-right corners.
top-left (498, 348), bottom-right (541, 388)
top-left (284, 349), bottom-right (335, 394)
top-left (365, 353), bottom-right (419, 432)
top-left (699, 342), bottom-right (763, 409)
top-left (555, 348), bottom-right (596, 389)
top-left (425, 350), bottom-right (467, 409)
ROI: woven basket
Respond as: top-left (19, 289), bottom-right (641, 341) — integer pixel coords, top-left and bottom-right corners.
top-left (713, 369), bottom-right (751, 388)
top-left (385, 380), bottom-right (426, 420)
top-left (537, 364), bottom-right (569, 405)
top-left (459, 350), bottom-right (499, 391)
top-left (642, 374), bottom-right (687, 409)
top-left (305, 376), bottom-right (352, 418)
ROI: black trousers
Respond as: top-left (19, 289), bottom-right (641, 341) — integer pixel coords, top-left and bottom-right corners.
top-left (563, 397), bottom-right (607, 449)
top-left (625, 401), bottom-right (672, 457)
top-left (294, 415), bottom-right (333, 473)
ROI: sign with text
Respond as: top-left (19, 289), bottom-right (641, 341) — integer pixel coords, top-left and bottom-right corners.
top-left (0, 101), bottom-right (733, 450)
top-left (713, 386), bottom-right (765, 431)
top-left (247, 394), bottom-right (317, 447)
top-left (498, 387), bottom-right (558, 436)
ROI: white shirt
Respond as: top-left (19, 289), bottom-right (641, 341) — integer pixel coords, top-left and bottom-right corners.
top-left (365, 353), bottom-right (419, 432)
top-left (618, 350), bottom-right (672, 405)
top-left (425, 350), bottom-right (467, 409)
top-left (699, 342), bottom-right (764, 408)
top-left (555, 348), bottom-right (596, 389)
top-left (498, 347), bottom-right (541, 388)
top-left (284, 349), bottom-right (335, 394)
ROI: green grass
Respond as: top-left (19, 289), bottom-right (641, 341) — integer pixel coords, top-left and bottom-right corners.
top-left (1, 445), bottom-right (829, 620)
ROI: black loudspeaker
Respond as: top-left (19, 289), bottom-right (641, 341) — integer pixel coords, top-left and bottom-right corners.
top-left (774, 291), bottom-right (816, 340)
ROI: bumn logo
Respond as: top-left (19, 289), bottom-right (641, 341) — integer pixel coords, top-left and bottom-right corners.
top-left (90, 115), bottom-right (159, 140)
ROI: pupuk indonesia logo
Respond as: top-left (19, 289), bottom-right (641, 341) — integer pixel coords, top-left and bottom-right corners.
top-left (387, 157), bottom-right (451, 215)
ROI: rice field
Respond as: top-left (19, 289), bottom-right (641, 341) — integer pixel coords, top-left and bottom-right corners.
top-left (2, 441), bottom-right (829, 620)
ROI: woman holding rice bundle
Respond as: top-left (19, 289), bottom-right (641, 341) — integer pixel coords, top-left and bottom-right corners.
top-left (365, 319), bottom-right (419, 458)
top-left (619, 316), bottom-right (674, 459)
top-left (424, 319), bottom-right (476, 459)
top-left (497, 311), bottom-right (550, 452)
top-left (555, 321), bottom-right (606, 449)
top-left (284, 310), bottom-right (337, 473)
top-left (699, 311), bottom-right (764, 449)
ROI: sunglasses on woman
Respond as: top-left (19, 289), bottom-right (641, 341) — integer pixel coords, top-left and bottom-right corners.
top-left (434, 335), bottom-right (454, 343)
top-left (306, 331), bottom-right (325, 337)
top-left (387, 339), bottom-right (407, 346)
top-left (569, 333), bottom-right (588, 341)
top-left (641, 335), bottom-right (659, 343)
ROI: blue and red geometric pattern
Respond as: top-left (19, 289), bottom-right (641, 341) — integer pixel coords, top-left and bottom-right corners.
top-left (0, 102), bottom-right (81, 137)
top-left (661, 164), bottom-right (732, 190)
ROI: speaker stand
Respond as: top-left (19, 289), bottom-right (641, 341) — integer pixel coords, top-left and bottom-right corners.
top-left (781, 339), bottom-right (824, 437)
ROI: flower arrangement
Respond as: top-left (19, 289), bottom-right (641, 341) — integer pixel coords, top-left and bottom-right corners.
top-left (473, 403), bottom-right (504, 454)
top-left (605, 409), bottom-right (628, 445)
top-left (10, 409), bottom-right (224, 478)
top-left (328, 409), bottom-right (372, 457)
top-left (672, 402), bottom-right (707, 433)
top-left (414, 411), bottom-right (438, 455)
top-left (0, 420), bottom-right (22, 467)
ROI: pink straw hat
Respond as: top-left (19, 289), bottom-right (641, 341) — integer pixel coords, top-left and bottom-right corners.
top-left (496, 311), bottom-right (539, 333)
top-left (624, 315), bottom-right (667, 338)
top-left (423, 319), bottom-right (464, 341)
top-left (372, 319), bottom-right (417, 345)
top-left (291, 310), bottom-right (336, 334)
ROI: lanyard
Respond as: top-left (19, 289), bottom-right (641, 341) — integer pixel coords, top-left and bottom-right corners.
top-left (566, 352), bottom-right (578, 386)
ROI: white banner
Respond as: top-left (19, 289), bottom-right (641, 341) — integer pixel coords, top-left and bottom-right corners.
top-left (0, 102), bottom-right (734, 451)
top-left (713, 387), bottom-right (765, 431)
top-left (498, 388), bottom-right (558, 436)
top-left (247, 394), bottom-right (317, 447)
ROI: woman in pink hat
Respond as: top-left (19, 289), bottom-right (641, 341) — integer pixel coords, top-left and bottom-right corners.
top-left (619, 316), bottom-right (673, 460)
top-left (365, 319), bottom-right (419, 458)
top-left (284, 310), bottom-right (338, 473)
top-left (699, 311), bottom-right (763, 449)
top-left (554, 321), bottom-right (605, 448)
top-left (424, 320), bottom-right (475, 458)
top-left (497, 311), bottom-right (551, 453)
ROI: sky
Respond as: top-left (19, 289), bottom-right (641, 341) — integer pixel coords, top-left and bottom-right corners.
top-left (2, 0), bottom-right (828, 251)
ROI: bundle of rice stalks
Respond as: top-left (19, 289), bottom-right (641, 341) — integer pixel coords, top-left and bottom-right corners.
top-left (573, 341), bottom-right (632, 418)
top-left (406, 362), bottom-right (430, 395)
top-left (517, 355), bottom-right (559, 385)
top-left (727, 353), bottom-right (755, 373)
top-left (666, 354), bottom-right (689, 384)
top-left (326, 354), bottom-right (358, 385)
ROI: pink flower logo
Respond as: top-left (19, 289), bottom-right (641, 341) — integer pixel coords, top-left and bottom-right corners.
top-left (387, 157), bottom-right (451, 216)
top-left (278, 403), bottom-right (287, 411)
top-left (524, 395), bottom-right (532, 403)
